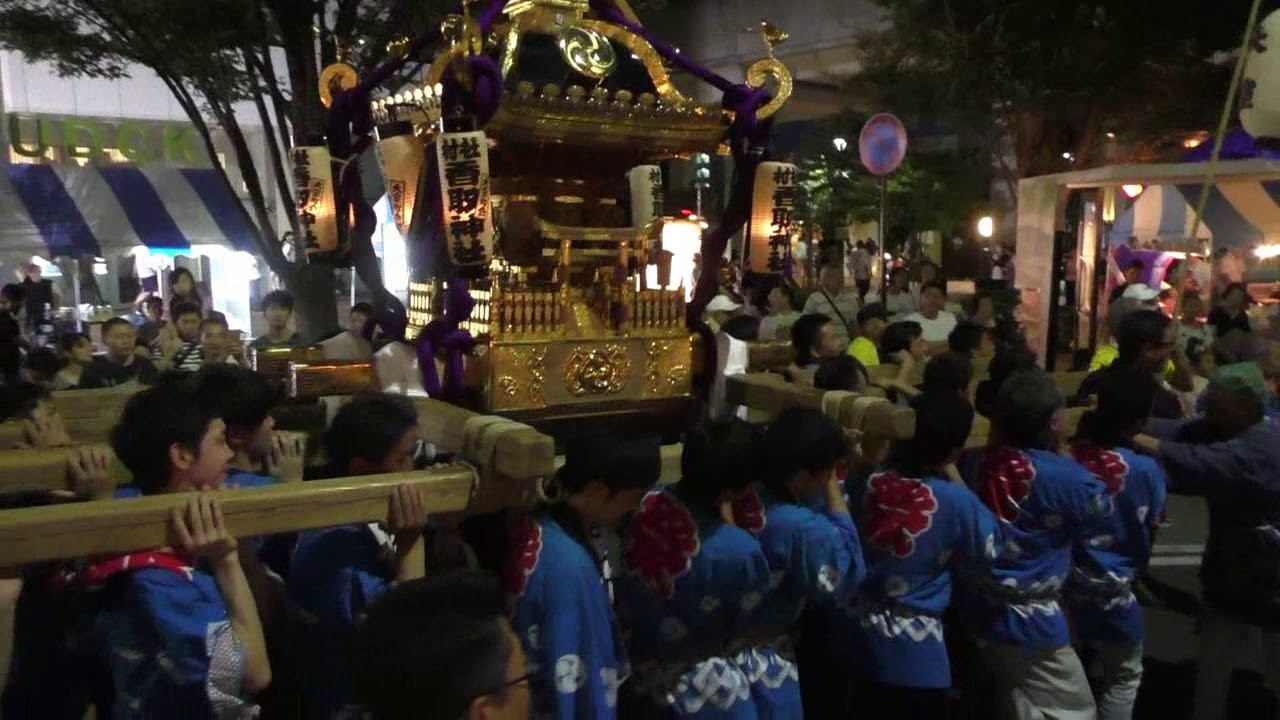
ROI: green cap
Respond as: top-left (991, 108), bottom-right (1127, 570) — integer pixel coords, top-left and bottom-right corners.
top-left (1209, 362), bottom-right (1272, 406)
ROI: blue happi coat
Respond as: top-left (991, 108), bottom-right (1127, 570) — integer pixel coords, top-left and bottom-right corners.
top-left (845, 470), bottom-right (1001, 688)
top-left (618, 487), bottom-right (770, 717)
top-left (505, 508), bottom-right (629, 720)
top-left (734, 484), bottom-right (865, 717)
top-left (91, 552), bottom-right (255, 718)
top-left (961, 447), bottom-right (1111, 648)
top-left (288, 523), bottom-right (398, 718)
top-left (1066, 443), bottom-right (1167, 645)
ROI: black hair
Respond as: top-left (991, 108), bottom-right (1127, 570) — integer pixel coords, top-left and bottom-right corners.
top-left (100, 317), bottom-right (134, 337)
top-left (948, 321), bottom-right (986, 357)
top-left (200, 315), bottom-right (229, 333)
top-left (857, 303), bottom-right (888, 328)
top-left (1, 284), bottom-right (25, 305)
top-left (141, 295), bottom-right (165, 311)
top-left (111, 378), bottom-right (220, 494)
top-left (261, 290), bottom-right (295, 313)
top-left (325, 393), bottom-right (419, 475)
top-left (678, 418), bottom-right (764, 510)
top-left (556, 433), bottom-right (660, 495)
top-left (0, 381), bottom-right (51, 422)
top-left (24, 347), bottom-right (62, 380)
top-left (974, 345), bottom-right (1038, 420)
top-left (1115, 310), bottom-right (1171, 368)
top-left (170, 300), bottom-right (202, 322)
top-left (895, 393), bottom-right (974, 476)
top-left (790, 313), bottom-right (831, 366)
top-left (814, 354), bottom-right (869, 392)
top-left (1221, 282), bottom-right (1250, 304)
top-left (1126, 259), bottom-right (1145, 272)
top-left (353, 572), bottom-right (512, 720)
top-left (192, 365), bottom-right (281, 433)
top-left (351, 302), bottom-right (375, 317)
top-left (57, 332), bottom-right (90, 354)
top-left (762, 407), bottom-right (848, 500)
top-left (169, 268), bottom-right (200, 299)
top-left (720, 314), bottom-right (760, 342)
top-left (922, 353), bottom-right (973, 396)
top-left (881, 321), bottom-right (923, 356)
top-left (1074, 369), bottom-right (1159, 448)
top-left (994, 369), bottom-right (1064, 450)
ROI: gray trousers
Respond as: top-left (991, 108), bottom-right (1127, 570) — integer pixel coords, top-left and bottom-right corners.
top-left (1193, 610), bottom-right (1280, 720)
top-left (981, 641), bottom-right (1097, 720)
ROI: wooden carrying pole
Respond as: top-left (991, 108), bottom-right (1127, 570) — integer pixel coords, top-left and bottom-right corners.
top-left (0, 468), bottom-right (475, 566)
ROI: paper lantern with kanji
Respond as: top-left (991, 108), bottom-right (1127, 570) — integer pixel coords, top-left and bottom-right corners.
top-left (290, 146), bottom-right (338, 258)
top-left (375, 129), bottom-right (425, 238)
top-left (435, 130), bottom-right (495, 269)
top-left (628, 165), bottom-right (663, 228)
top-left (746, 162), bottom-right (798, 275)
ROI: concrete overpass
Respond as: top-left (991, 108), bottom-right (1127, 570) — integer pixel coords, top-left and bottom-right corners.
top-left (648, 0), bottom-right (882, 121)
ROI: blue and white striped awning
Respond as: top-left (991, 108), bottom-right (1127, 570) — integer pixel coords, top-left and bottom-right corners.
top-left (1107, 181), bottom-right (1280, 248)
top-left (0, 164), bottom-right (257, 258)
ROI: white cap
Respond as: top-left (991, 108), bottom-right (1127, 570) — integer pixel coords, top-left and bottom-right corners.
top-left (1122, 284), bottom-right (1160, 302)
top-left (707, 295), bottom-right (742, 313)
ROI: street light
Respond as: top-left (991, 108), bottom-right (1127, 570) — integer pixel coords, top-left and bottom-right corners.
top-left (977, 216), bottom-right (995, 239)
top-left (833, 137), bottom-right (848, 152)
top-left (693, 153), bottom-right (712, 217)
top-left (1121, 184), bottom-right (1144, 199)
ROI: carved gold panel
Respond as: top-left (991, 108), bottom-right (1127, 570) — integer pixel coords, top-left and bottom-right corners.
top-left (642, 337), bottom-right (692, 399)
top-left (563, 344), bottom-right (631, 397)
top-left (489, 344), bottom-right (549, 411)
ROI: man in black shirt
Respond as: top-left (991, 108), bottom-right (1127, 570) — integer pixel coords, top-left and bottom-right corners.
top-left (78, 318), bottom-right (159, 389)
top-left (1074, 309), bottom-right (1189, 419)
top-left (20, 263), bottom-right (57, 338)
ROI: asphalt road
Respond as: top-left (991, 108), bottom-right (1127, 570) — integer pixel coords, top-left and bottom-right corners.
top-left (1136, 493), bottom-right (1209, 719)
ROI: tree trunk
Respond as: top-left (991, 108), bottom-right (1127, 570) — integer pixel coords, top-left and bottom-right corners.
top-left (285, 262), bottom-right (342, 342)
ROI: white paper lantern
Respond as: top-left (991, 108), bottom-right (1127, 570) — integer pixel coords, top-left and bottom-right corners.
top-left (1241, 11), bottom-right (1280, 143)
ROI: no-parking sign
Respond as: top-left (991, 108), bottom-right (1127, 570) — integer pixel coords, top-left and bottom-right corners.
top-left (859, 113), bottom-right (908, 176)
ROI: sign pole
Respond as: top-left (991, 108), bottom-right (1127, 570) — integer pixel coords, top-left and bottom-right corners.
top-left (879, 176), bottom-right (888, 298)
top-left (858, 113), bottom-right (908, 301)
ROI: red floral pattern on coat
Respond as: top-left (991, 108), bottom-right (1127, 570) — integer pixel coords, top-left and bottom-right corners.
top-left (864, 472), bottom-right (939, 558)
top-left (1070, 442), bottom-right (1129, 496)
top-left (503, 514), bottom-right (543, 613)
top-left (731, 486), bottom-right (767, 534)
top-left (623, 491), bottom-right (701, 599)
top-left (49, 550), bottom-right (194, 591)
top-left (978, 447), bottom-right (1037, 523)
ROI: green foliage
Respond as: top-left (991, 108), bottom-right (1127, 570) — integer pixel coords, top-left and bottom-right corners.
top-left (855, 0), bottom-right (1242, 189)
top-left (0, 0), bottom-right (447, 334)
top-left (795, 113), bottom-right (988, 256)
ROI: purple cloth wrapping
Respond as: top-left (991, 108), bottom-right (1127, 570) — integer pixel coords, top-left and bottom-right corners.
top-left (417, 278), bottom-right (478, 398)
top-left (1183, 128), bottom-right (1280, 162)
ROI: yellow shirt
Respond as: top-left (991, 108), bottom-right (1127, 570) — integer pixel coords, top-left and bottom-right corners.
top-left (1088, 344), bottom-right (1175, 377)
top-left (848, 337), bottom-right (881, 367)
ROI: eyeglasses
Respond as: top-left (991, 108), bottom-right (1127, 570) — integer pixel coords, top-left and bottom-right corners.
top-left (473, 670), bottom-right (535, 700)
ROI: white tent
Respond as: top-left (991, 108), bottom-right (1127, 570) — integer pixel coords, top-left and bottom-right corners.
top-left (1016, 159), bottom-right (1280, 363)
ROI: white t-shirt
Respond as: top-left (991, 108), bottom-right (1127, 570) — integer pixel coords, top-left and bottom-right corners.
top-left (902, 310), bottom-right (958, 343)
top-left (375, 342), bottom-right (428, 397)
top-left (320, 331), bottom-right (373, 362)
top-left (758, 312), bottom-right (801, 342)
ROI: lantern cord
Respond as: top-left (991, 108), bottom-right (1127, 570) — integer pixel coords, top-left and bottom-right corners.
top-left (1173, 0), bottom-right (1264, 322)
